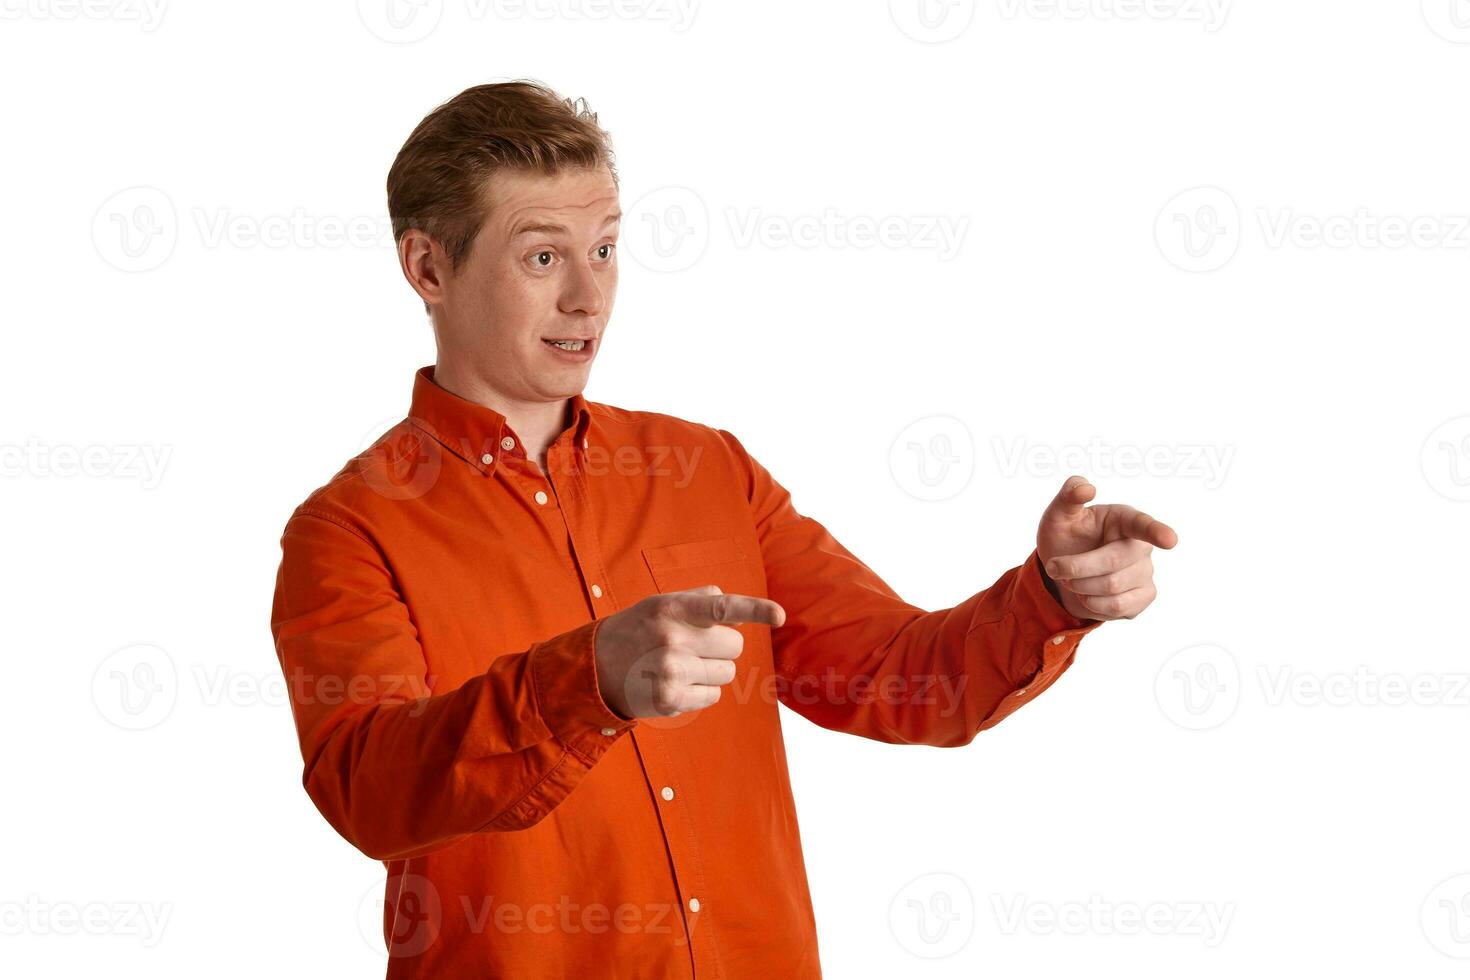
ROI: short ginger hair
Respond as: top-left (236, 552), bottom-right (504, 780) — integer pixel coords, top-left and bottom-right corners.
top-left (386, 79), bottom-right (618, 271)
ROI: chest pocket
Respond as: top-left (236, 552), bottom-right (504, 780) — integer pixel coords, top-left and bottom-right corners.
top-left (641, 535), bottom-right (764, 597)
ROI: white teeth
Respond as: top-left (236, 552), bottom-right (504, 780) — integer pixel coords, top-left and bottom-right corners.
top-left (545, 339), bottom-right (587, 351)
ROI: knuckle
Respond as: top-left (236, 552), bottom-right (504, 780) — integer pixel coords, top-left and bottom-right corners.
top-left (658, 658), bottom-right (686, 687)
top-left (650, 686), bottom-right (679, 715)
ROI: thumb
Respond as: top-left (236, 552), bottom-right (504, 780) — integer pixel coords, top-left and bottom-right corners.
top-left (1041, 474), bottom-right (1095, 524)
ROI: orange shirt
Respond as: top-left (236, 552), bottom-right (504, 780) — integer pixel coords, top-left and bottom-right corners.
top-left (270, 364), bottom-right (1102, 978)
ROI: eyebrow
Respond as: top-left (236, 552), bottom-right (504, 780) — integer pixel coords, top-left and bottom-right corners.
top-left (509, 210), bottom-right (622, 239)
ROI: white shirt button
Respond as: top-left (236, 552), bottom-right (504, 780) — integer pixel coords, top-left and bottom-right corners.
top-left (1052, 635), bottom-right (1065, 646)
top-left (600, 727), bottom-right (617, 737)
top-left (688, 897), bottom-right (700, 913)
top-left (500, 435), bottom-right (516, 451)
top-left (480, 453), bottom-right (494, 465)
top-left (661, 786), bottom-right (674, 801)
top-left (591, 584), bottom-right (603, 598)
top-left (534, 490), bottom-right (548, 505)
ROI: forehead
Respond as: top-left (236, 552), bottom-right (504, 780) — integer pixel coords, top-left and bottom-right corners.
top-left (483, 167), bottom-right (620, 234)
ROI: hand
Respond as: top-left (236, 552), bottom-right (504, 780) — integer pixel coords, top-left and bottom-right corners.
top-left (594, 585), bottom-right (787, 719)
top-left (1036, 475), bottom-right (1178, 622)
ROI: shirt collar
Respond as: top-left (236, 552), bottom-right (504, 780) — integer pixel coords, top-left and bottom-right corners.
top-left (407, 364), bottom-right (592, 476)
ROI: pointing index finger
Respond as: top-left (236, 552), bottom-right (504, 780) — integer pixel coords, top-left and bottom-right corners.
top-left (668, 588), bottom-right (787, 629)
top-left (1125, 509), bottom-right (1179, 549)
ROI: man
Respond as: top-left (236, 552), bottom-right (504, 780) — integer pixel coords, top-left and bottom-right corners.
top-left (270, 79), bottom-right (1177, 978)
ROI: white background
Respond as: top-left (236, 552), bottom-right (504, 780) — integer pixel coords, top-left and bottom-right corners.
top-left (3, 1), bottom-right (1468, 977)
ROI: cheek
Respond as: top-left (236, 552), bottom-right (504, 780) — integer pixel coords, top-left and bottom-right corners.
top-left (467, 264), bottom-right (544, 336)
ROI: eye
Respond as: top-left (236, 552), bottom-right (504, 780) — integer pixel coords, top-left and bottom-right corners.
top-left (595, 243), bottom-right (615, 261)
top-left (533, 251), bottom-right (554, 268)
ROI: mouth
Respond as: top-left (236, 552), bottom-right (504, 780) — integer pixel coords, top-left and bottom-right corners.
top-left (541, 336), bottom-right (595, 354)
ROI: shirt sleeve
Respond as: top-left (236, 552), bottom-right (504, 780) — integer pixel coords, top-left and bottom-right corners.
top-left (717, 429), bottom-right (1103, 747)
top-left (269, 508), bottom-right (636, 862)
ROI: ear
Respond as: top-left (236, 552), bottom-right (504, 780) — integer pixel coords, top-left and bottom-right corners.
top-left (398, 229), bottom-right (448, 310)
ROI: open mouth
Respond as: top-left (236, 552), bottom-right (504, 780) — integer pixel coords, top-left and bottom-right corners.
top-left (542, 337), bottom-right (591, 352)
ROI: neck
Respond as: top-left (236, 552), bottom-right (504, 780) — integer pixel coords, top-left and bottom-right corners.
top-left (432, 361), bottom-right (570, 471)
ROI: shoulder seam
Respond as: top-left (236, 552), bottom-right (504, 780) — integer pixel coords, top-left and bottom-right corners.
top-left (292, 507), bottom-right (375, 548)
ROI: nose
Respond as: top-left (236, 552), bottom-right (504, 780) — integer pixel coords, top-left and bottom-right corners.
top-left (559, 256), bottom-right (605, 318)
